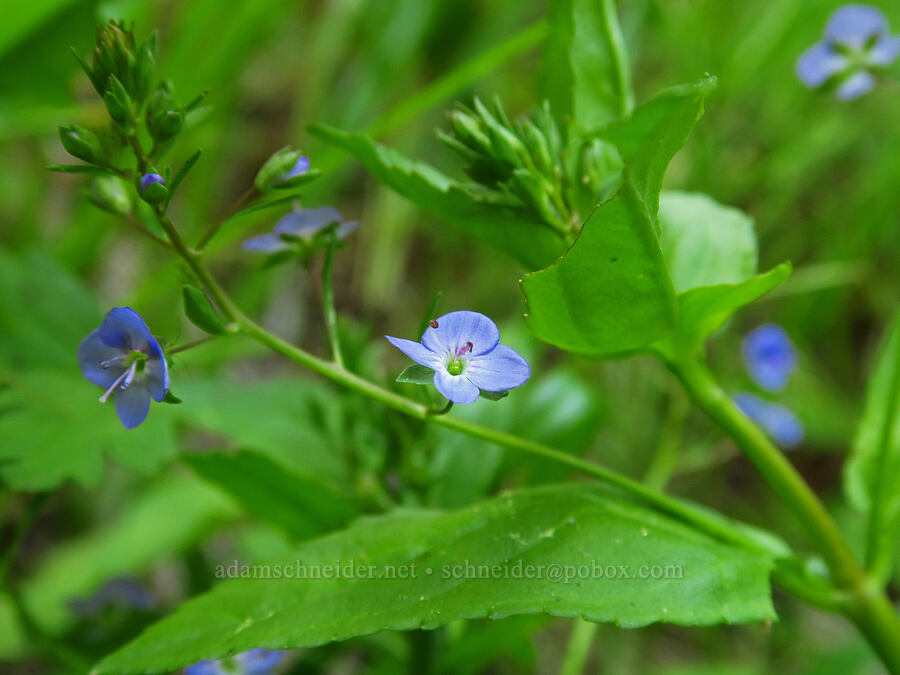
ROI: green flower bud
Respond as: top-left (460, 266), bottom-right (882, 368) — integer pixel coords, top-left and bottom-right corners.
top-left (88, 175), bottom-right (132, 215)
top-left (254, 147), bottom-right (304, 191)
top-left (103, 75), bottom-right (133, 128)
top-left (449, 109), bottom-right (492, 155)
top-left (138, 173), bottom-right (168, 205)
top-left (519, 119), bottom-right (554, 178)
top-left (149, 110), bottom-right (183, 143)
top-left (58, 125), bottom-right (103, 164)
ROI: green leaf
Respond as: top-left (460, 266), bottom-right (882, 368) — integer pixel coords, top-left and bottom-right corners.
top-left (659, 191), bottom-right (757, 293)
top-left (671, 263), bottom-right (792, 354)
top-left (182, 284), bottom-right (227, 335)
top-left (185, 450), bottom-right (360, 540)
top-left (162, 390), bottom-right (183, 404)
top-left (479, 389), bottom-right (509, 401)
top-left (45, 164), bottom-right (113, 174)
top-left (165, 149), bottom-right (202, 207)
top-left (541, 0), bottom-right (633, 130)
top-left (93, 485), bottom-right (774, 674)
top-left (845, 311), bottom-right (900, 575)
top-left (309, 123), bottom-right (563, 270)
top-left (396, 364), bottom-right (435, 385)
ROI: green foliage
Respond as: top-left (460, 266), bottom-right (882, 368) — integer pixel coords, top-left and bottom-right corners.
top-left (309, 123), bottom-right (564, 270)
top-left (94, 485), bottom-right (774, 674)
top-left (182, 284), bottom-right (227, 335)
top-left (541, 0), bottom-right (633, 130)
top-left (396, 364), bottom-right (436, 385)
top-left (845, 311), bottom-right (900, 575)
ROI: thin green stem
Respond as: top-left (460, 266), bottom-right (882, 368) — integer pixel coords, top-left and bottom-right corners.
top-left (560, 619), bottom-right (598, 675)
top-left (427, 400), bottom-right (453, 416)
top-left (668, 357), bottom-right (861, 587)
top-left (642, 388), bottom-right (688, 491)
top-left (169, 335), bottom-right (216, 355)
top-left (320, 230), bottom-right (345, 368)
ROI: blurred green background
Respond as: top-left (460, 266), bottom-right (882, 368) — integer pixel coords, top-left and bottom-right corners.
top-left (1, 0), bottom-right (898, 672)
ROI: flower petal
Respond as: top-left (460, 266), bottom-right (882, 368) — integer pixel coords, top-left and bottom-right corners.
top-left (283, 155), bottom-right (310, 179)
top-left (238, 649), bottom-right (286, 674)
top-left (465, 344), bottom-right (531, 392)
top-left (422, 311), bottom-right (500, 356)
top-left (114, 382), bottom-right (151, 429)
top-left (98, 307), bottom-right (153, 352)
top-left (336, 220), bottom-right (359, 240)
top-left (144, 355), bottom-right (169, 402)
top-left (77, 327), bottom-right (127, 388)
top-left (741, 324), bottom-right (796, 392)
top-left (433, 370), bottom-right (480, 404)
top-left (796, 42), bottom-right (848, 87)
top-left (274, 207), bottom-right (343, 239)
top-left (836, 69), bottom-right (876, 99)
top-left (734, 393), bottom-right (804, 448)
top-left (242, 233), bottom-right (290, 253)
top-left (385, 336), bottom-right (440, 368)
top-left (826, 4), bottom-right (888, 50)
top-left (869, 34), bottom-right (900, 65)
top-left (183, 661), bottom-right (225, 675)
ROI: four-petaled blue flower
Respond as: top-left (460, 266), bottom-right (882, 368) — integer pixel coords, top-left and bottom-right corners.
top-left (184, 649), bottom-right (286, 675)
top-left (77, 307), bottom-right (169, 429)
top-left (742, 323), bottom-right (796, 392)
top-left (797, 4), bottom-right (900, 99)
top-left (386, 310), bottom-right (530, 404)
top-left (734, 393), bottom-right (804, 449)
top-left (242, 206), bottom-right (358, 254)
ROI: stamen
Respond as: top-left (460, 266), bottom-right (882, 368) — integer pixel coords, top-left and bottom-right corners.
top-left (100, 355), bottom-right (126, 370)
top-left (120, 361), bottom-right (138, 391)
top-left (429, 319), bottom-right (439, 329)
top-left (466, 341), bottom-right (473, 353)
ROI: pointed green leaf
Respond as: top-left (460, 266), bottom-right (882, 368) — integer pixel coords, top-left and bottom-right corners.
top-left (522, 80), bottom-right (713, 357)
top-left (845, 312), bottom-right (900, 575)
top-left (396, 364), bottom-right (436, 385)
top-left (182, 284), bottom-right (227, 335)
top-left (672, 263), bottom-right (792, 353)
top-left (309, 123), bottom-right (563, 270)
top-left (164, 149), bottom-right (202, 207)
top-left (541, 0), bottom-right (633, 130)
top-left (93, 485), bottom-right (774, 674)
top-left (479, 389), bottom-right (509, 401)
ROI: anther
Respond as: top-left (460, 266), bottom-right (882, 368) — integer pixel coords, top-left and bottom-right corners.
top-left (429, 319), bottom-right (439, 329)
top-left (466, 341), bottom-right (473, 353)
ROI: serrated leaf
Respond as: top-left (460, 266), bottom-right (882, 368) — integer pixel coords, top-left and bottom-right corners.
top-left (309, 123), bottom-right (563, 270)
top-left (396, 364), bottom-right (435, 385)
top-left (185, 450), bottom-right (360, 540)
top-left (845, 311), bottom-right (900, 573)
top-left (541, 0), bottom-right (633, 131)
top-left (182, 285), bottom-right (227, 335)
top-left (93, 484), bottom-right (774, 674)
top-left (659, 191), bottom-right (758, 293)
top-left (670, 263), bottom-right (792, 354)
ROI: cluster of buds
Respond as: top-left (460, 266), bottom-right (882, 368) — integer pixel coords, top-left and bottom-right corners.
top-left (59, 20), bottom-right (190, 209)
top-left (438, 98), bottom-right (623, 237)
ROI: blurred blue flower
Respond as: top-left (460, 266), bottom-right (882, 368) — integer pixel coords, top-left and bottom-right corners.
top-left (734, 392), bottom-right (804, 449)
top-left (184, 649), bottom-right (285, 675)
top-left (69, 578), bottom-right (156, 616)
top-left (77, 307), bottom-right (169, 429)
top-left (139, 173), bottom-right (166, 193)
top-left (386, 310), bottom-right (530, 404)
top-left (742, 324), bottom-right (796, 392)
top-left (242, 206), bottom-right (358, 254)
top-left (282, 155), bottom-right (310, 180)
top-left (797, 4), bottom-right (900, 99)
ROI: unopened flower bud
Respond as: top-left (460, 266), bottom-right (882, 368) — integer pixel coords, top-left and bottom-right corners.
top-left (89, 175), bottom-right (132, 215)
top-left (254, 147), bottom-right (306, 191)
top-left (59, 125), bottom-right (103, 164)
top-left (103, 75), bottom-right (133, 128)
top-left (138, 173), bottom-right (167, 204)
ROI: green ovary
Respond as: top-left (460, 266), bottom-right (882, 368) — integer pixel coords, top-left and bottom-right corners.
top-left (446, 357), bottom-right (467, 376)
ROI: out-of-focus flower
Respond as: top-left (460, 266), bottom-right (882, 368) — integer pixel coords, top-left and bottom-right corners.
top-left (184, 649), bottom-right (285, 675)
top-left (69, 578), bottom-right (156, 616)
top-left (386, 310), bottom-right (530, 404)
top-left (77, 307), bottom-right (169, 429)
top-left (139, 173), bottom-right (165, 193)
top-left (742, 324), bottom-right (796, 392)
top-left (797, 4), bottom-right (900, 99)
top-left (242, 207), bottom-right (358, 254)
top-left (734, 392), bottom-right (805, 449)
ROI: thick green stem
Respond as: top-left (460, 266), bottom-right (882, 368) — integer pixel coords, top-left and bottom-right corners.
top-left (560, 619), bottom-right (597, 675)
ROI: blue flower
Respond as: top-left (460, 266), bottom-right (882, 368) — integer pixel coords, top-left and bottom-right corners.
top-left (734, 393), bottom-right (804, 449)
top-left (242, 206), bottom-right (358, 254)
top-left (77, 307), bottom-right (169, 429)
top-left (184, 649), bottom-right (285, 675)
top-left (281, 155), bottom-right (310, 180)
top-left (797, 4), bottom-right (900, 99)
top-left (742, 324), bottom-right (796, 392)
top-left (139, 173), bottom-right (166, 193)
top-left (386, 310), bottom-right (530, 404)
